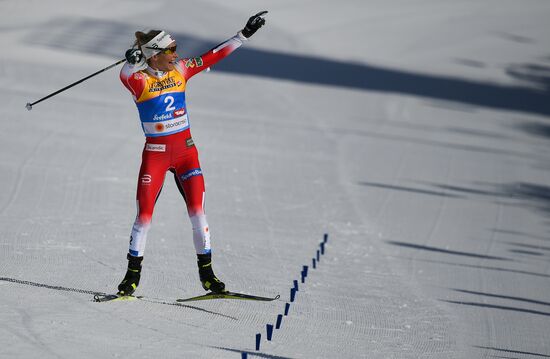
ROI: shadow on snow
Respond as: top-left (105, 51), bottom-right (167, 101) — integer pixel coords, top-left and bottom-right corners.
top-left (475, 346), bottom-right (550, 358)
top-left (209, 346), bottom-right (294, 359)
top-left (25, 17), bottom-right (550, 117)
top-left (451, 289), bottom-right (550, 307)
top-left (394, 256), bottom-right (550, 279)
top-left (386, 241), bottom-right (511, 261)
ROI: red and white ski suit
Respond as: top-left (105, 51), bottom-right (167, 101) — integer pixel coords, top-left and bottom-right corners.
top-left (120, 34), bottom-right (246, 257)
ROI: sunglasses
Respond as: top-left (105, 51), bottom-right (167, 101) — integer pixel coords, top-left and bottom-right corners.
top-left (146, 45), bottom-right (177, 55)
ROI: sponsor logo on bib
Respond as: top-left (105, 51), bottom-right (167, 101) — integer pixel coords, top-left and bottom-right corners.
top-left (173, 108), bottom-right (186, 117)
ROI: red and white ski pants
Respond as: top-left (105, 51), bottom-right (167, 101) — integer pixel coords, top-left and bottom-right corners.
top-left (129, 130), bottom-right (210, 257)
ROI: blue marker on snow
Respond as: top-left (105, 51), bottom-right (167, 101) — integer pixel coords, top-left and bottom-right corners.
top-left (276, 314), bottom-right (283, 329)
top-left (255, 333), bottom-right (261, 350)
top-left (266, 324), bottom-right (274, 341)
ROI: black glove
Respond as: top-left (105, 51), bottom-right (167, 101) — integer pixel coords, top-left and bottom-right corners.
top-left (125, 48), bottom-right (143, 65)
top-left (241, 11), bottom-right (268, 38)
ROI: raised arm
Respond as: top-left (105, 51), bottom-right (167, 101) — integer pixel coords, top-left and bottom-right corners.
top-left (178, 11), bottom-right (268, 80)
top-left (177, 34), bottom-right (245, 80)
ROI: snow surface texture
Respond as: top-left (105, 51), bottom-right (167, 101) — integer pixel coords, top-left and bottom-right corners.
top-left (1, 0), bottom-right (550, 358)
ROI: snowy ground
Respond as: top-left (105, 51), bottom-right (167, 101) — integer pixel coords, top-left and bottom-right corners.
top-left (1, 0), bottom-right (550, 358)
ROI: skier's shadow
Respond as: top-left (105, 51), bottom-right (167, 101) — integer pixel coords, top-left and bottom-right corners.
top-left (0, 276), bottom-right (237, 320)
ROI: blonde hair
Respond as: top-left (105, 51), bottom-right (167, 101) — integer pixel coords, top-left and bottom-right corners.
top-left (134, 30), bottom-right (163, 50)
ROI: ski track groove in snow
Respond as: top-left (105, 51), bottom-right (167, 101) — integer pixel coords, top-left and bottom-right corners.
top-left (249, 110), bottom-right (286, 274)
top-left (0, 129), bottom-right (57, 217)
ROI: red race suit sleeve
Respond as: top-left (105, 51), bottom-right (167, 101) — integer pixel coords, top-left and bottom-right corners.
top-left (178, 33), bottom-right (247, 81)
top-left (119, 62), bottom-right (146, 100)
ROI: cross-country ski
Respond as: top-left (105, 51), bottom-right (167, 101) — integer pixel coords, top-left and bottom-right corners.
top-left (176, 291), bottom-right (280, 303)
top-left (93, 291), bottom-right (280, 303)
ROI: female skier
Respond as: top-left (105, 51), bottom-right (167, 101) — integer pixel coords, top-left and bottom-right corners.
top-left (117, 11), bottom-right (267, 296)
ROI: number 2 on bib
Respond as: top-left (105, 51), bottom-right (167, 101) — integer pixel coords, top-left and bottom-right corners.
top-left (164, 95), bottom-right (175, 111)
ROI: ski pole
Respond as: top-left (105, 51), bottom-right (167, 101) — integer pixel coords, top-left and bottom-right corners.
top-left (26, 58), bottom-right (126, 111)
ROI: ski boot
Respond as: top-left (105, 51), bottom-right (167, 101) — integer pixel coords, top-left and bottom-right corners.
top-left (117, 254), bottom-right (143, 296)
top-left (197, 253), bottom-right (226, 293)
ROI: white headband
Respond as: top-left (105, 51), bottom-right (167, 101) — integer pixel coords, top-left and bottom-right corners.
top-left (141, 31), bottom-right (175, 59)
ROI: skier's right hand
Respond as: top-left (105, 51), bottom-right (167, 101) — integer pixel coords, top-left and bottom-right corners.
top-left (125, 48), bottom-right (144, 66)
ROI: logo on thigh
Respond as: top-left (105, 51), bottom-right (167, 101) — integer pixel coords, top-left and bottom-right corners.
top-left (141, 174), bottom-right (152, 185)
top-left (180, 168), bottom-right (202, 182)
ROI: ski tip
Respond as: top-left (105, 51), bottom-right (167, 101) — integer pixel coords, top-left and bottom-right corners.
top-left (93, 294), bottom-right (117, 302)
top-left (176, 291), bottom-right (280, 302)
top-left (93, 294), bottom-right (137, 302)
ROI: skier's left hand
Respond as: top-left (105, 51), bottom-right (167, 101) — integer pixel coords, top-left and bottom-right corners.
top-left (241, 11), bottom-right (268, 38)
